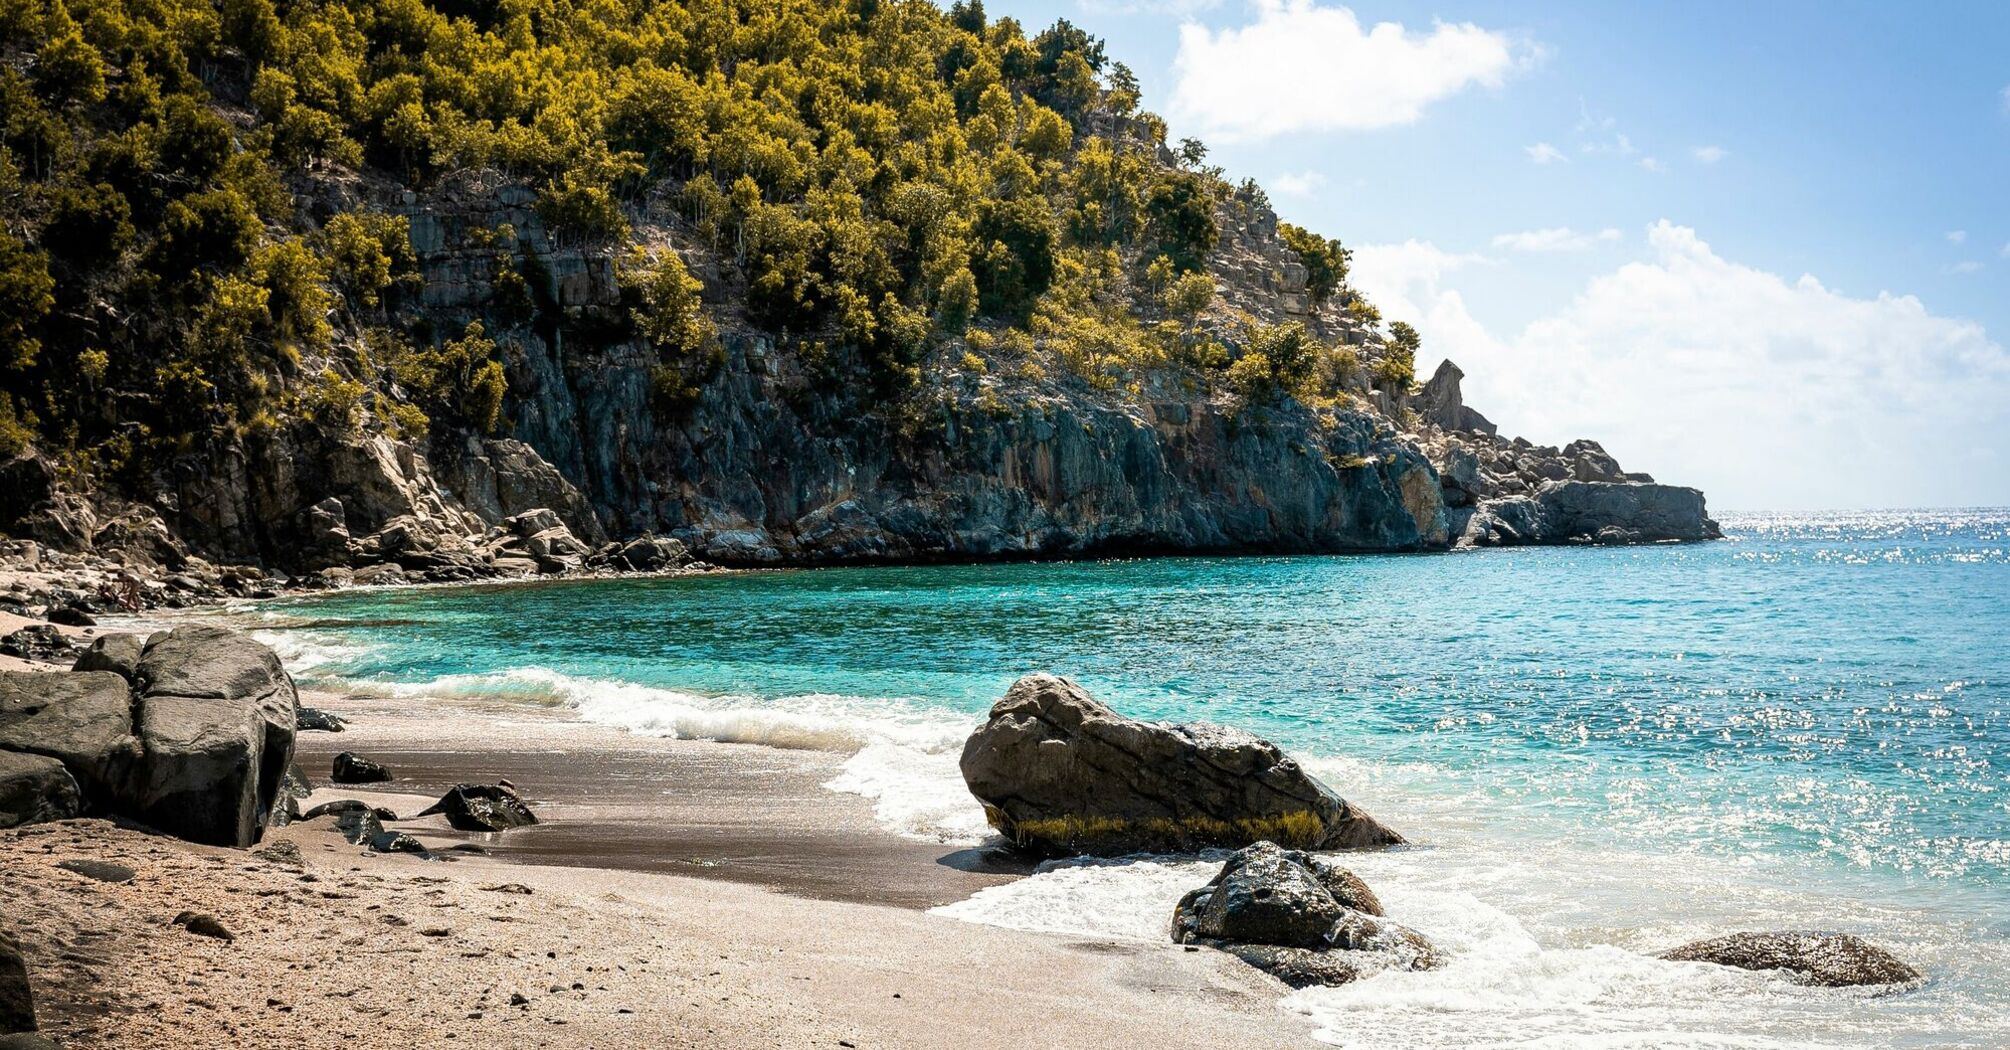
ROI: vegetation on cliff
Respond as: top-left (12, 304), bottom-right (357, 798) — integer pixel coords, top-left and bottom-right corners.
top-left (0, 0), bottom-right (1416, 491)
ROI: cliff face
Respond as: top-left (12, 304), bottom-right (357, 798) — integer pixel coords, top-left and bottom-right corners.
top-left (0, 165), bottom-right (1715, 582)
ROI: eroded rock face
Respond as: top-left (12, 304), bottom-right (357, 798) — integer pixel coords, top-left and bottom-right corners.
top-left (1171, 842), bottom-right (1438, 988)
top-left (960, 675), bottom-right (1400, 857)
top-left (0, 628), bottom-right (299, 847)
top-left (1658, 932), bottom-right (1921, 987)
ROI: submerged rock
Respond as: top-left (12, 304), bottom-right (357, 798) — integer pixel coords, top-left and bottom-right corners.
top-left (1658, 932), bottom-right (1921, 987)
top-left (1170, 842), bottom-right (1437, 988)
top-left (959, 675), bottom-right (1399, 857)
top-left (417, 783), bottom-right (537, 832)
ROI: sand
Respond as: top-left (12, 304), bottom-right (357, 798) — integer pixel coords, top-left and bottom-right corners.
top-left (1, 687), bottom-right (1323, 1048)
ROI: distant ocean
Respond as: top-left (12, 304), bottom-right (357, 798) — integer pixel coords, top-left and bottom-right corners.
top-left (231, 510), bottom-right (2010, 1049)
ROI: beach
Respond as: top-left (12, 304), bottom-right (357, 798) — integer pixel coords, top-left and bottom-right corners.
top-left (1, 686), bottom-right (1323, 1049)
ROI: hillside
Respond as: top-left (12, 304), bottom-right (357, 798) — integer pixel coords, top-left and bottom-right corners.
top-left (0, 0), bottom-right (1715, 599)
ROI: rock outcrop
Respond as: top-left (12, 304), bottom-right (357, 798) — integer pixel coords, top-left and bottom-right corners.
top-left (1658, 932), bottom-right (1922, 987)
top-left (959, 675), bottom-right (1400, 857)
top-left (0, 930), bottom-right (33, 1035)
top-left (0, 628), bottom-right (299, 846)
top-left (1171, 842), bottom-right (1438, 988)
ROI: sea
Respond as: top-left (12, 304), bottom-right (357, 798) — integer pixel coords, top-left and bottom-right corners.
top-left (220, 509), bottom-right (2010, 1049)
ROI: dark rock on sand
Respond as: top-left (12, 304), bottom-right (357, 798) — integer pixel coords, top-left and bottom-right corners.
top-left (0, 627), bottom-right (74, 664)
top-left (1658, 932), bottom-right (1922, 987)
top-left (0, 930), bottom-right (33, 1033)
top-left (330, 751), bottom-right (391, 784)
top-left (306, 800), bottom-right (387, 845)
top-left (127, 626), bottom-right (301, 847)
top-left (54, 859), bottom-right (134, 883)
top-left (69, 634), bottom-right (143, 681)
top-left (0, 671), bottom-right (143, 802)
top-left (0, 1033), bottom-right (63, 1049)
top-left (270, 762), bottom-right (312, 826)
top-left (1170, 842), bottom-right (1437, 989)
top-left (417, 783), bottom-right (538, 832)
top-left (170, 912), bottom-right (234, 941)
top-left (960, 675), bottom-right (1400, 857)
top-left (296, 707), bottom-right (348, 733)
top-left (0, 752), bottom-right (82, 830)
top-left (367, 830), bottom-right (432, 856)
top-left (252, 840), bottom-right (304, 866)
top-left (43, 606), bottom-right (94, 628)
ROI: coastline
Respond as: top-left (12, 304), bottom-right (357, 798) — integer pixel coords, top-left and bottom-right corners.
top-left (2, 683), bottom-right (1326, 1049)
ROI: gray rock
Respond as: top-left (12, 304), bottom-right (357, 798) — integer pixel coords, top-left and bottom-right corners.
top-left (417, 783), bottom-right (537, 832)
top-left (54, 859), bottom-right (133, 883)
top-left (0, 671), bottom-right (141, 802)
top-left (960, 675), bottom-right (1400, 857)
top-left (270, 762), bottom-right (312, 826)
top-left (170, 912), bottom-right (233, 941)
top-left (617, 535), bottom-right (687, 572)
top-left (252, 839), bottom-right (304, 866)
top-left (0, 753), bottom-right (81, 830)
top-left (331, 751), bottom-right (391, 784)
top-left (1416, 360), bottom-right (1498, 436)
top-left (1658, 932), bottom-right (1921, 987)
top-left (0, 930), bottom-right (32, 1033)
top-left (128, 627), bottom-right (299, 847)
top-left (0, 1033), bottom-right (62, 1049)
top-left (70, 633), bottom-right (144, 681)
top-left (43, 606), bottom-right (94, 628)
top-left (1170, 842), bottom-right (1438, 988)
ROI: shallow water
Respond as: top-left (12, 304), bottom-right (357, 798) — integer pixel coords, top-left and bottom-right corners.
top-left (236, 509), bottom-right (2010, 1048)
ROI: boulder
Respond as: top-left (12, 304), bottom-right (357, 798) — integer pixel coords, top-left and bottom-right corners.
top-left (271, 762), bottom-right (312, 825)
top-left (127, 626), bottom-right (299, 847)
top-left (0, 671), bottom-right (142, 802)
top-left (43, 606), bottom-right (94, 628)
top-left (960, 675), bottom-right (1400, 857)
top-left (70, 634), bottom-right (144, 681)
top-left (1658, 932), bottom-right (1921, 987)
top-left (1536, 480), bottom-right (1721, 544)
top-left (617, 535), bottom-right (687, 572)
top-left (417, 783), bottom-right (537, 832)
top-left (505, 508), bottom-right (565, 538)
top-left (296, 707), bottom-right (347, 733)
top-left (0, 930), bottom-right (31, 1033)
top-left (1170, 842), bottom-right (1438, 988)
top-left (0, 753), bottom-right (82, 829)
top-left (0, 1034), bottom-right (61, 1049)
top-left (331, 751), bottom-right (391, 784)
top-left (1415, 360), bottom-right (1498, 437)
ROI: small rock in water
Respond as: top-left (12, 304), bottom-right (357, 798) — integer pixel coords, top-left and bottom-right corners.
top-left (1658, 931), bottom-right (1922, 987)
top-left (55, 859), bottom-right (135, 883)
top-left (330, 751), bottom-right (392, 784)
top-left (417, 783), bottom-right (537, 832)
top-left (171, 912), bottom-right (234, 941)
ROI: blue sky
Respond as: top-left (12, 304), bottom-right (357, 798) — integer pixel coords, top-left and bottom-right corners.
top-left (998, 0), bottom-right (2010, 510)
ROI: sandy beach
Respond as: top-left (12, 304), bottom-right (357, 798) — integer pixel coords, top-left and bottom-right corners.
top-left (1, 685), bottom-right (1324, 1049)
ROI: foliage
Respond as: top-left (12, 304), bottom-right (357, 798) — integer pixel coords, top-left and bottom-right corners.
top-left (1278, 222), bottom-right (1349, 304)
top-left (1374, 321), bottom-right (1420, 389)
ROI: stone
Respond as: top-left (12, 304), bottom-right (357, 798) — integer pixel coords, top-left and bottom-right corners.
top-left (617, 535), bottom-right (687, 572)
top-left (417, 783), bottom-right (538, 832)
top-left (70, 634), bottom-right (144, 681)
top-left (0, 931), bottom-right (32, 1033)
top-left (296, 707), bottom-right (347, 732)
top-left (1658, 932), bottom-right (1921, 987)
top-left (0, 628), bottom-right (74, 664)
top-left (43, 606), bottom-right (94, 628)
top-left (960, 675), bottom-right (1400, 857)
top-left (367, 830), bottom-right (431, 856)
top-left (0, 753), bottom-right (81, 830)
top-left (0, 671), bottom-right (142, 803)
top-left (505, 508), bottom-right (565, 538)
top-left (252, 840), bottom-right (304, 867)
top-left (1535, 480), bottom-right (1721, 544)
top-left (0, 1034), bottom-right (62, 1049)
top-left (55, 859), bottom-right (133, 883)
top-left (171, 912), bottom-right (234, 941)
top-left (128, 627), bottom-right (299, 847)
top-left (271, 762), bottom-right (312, 826)
top-left (331, 751), bottom-right (391, 784)
top-left (1416, 359), bottom-right (1498, 436)
top-left (1170, 843), bottom-right (1437, 988)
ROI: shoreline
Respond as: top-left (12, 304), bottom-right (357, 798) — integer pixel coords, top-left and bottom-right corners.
top-left (2, 681), bottom-right (1329, 1049)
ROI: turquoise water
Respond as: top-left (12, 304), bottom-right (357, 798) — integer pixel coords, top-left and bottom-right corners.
top-left (235, 509), bottom-right (2010, 1049)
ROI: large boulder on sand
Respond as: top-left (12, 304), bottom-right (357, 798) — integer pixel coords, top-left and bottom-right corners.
top-left (0, 752), bottom-right (82, 830)
top-left (0, 672), bottom-right (142, 802)
top-left (960, 675), bottom-right (1401, 857)
top-left (1170, 842), bottom-right (1437, 988)
top-left (1658, 932), bottom-right (1921, 987)
top-left (71, 633), bottom-right (145, 681)
top-left (128, 626), bottom-right (300, 846)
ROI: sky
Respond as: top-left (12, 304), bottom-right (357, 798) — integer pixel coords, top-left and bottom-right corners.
top-left (997, 0), bottom-right (2010, 511)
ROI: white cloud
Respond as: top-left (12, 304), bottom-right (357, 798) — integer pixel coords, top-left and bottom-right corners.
top-left (1491, 227), bottom-right (1622, 252)
top-left (1525, 142), bottom-right (1567, 164)
top-left (1947, 260), bottom-right (1984, 274)
top-left (1691, 145), bottom-right (1728, 164)
top-left (1638, 156), bottom-right (1666, 173)
top-left (1583, 132), bottom-right (1638, 157)
top-left (1271, 171), bottom-right (1327, 197)
top-left (1080, 0), bottom-right (1221, 13)
top-left (1352, 222), bottom-right (2010, 510)
top-left (1169, 1), bottom-right (1529, 141)
top-left (1947, 230), bottom-right (1968, 244)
